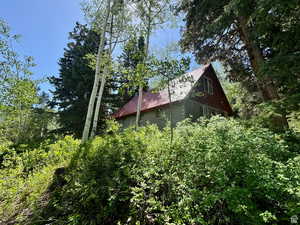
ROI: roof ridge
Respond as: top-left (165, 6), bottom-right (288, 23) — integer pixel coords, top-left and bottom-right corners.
top-left (147, 64), bottom-right (210, 93)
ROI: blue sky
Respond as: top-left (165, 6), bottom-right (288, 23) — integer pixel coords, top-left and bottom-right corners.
top-left (0, 0), bottom-right (208, 95)
top-left (1, 0), bottom-right (84, 93)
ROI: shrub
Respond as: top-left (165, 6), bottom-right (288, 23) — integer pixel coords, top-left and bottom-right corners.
top-left (1, 117), bottom-right (299, 225)
top-left (30, 117), bottom-right (300, 225)
top-left (35, 125), bottom-right (162, 225)
top-left (0, 136), bottom-right (80, 224)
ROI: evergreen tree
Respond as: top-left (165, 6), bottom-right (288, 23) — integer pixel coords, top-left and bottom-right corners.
top-left (81, 0), bottom-right (132, 140)
top-left (116, 35), bottom-right (146, 107)
top-left (49, 23), bottom-right (118, 137)
top-left (178, 0), bottom-right (300, 129)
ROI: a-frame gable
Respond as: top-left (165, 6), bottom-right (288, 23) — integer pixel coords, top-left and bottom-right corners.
top-left (187, 64), bottom-right (233, 115)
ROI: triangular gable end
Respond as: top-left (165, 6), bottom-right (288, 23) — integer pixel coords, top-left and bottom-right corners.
top-left (186, 64), bottom-right (233, 115)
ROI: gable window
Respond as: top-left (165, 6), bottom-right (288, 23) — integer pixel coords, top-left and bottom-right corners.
top-left (203, 105), bottom-right (209, 116)
top-left (155, 109), bottom-right (162, 118)
top-left (203, 77), bottom-right (213, 95)
top-left (192, 104), bottom-right (204, 121)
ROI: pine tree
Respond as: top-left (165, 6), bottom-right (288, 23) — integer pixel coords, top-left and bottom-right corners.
top-left (116, 35), bottom-right (147, 107)
top-left (49, 23), bottom-right (118, 137)
top-left (178, 0), bottom-right (299, 129)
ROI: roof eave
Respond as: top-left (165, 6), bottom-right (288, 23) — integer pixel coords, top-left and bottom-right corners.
top-left (114, 99), bottom-right (183, 119)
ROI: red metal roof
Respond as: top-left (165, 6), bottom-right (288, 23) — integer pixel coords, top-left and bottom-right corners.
top-left (113, 64), bottom-right (211, 119)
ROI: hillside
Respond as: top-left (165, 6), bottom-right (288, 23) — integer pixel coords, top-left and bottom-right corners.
top-left (1, 117), bottom-right (299, 225)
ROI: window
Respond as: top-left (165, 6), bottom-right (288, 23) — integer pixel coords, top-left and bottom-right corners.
top-left (202, 77), bottom-right (213, 95)
top-left (203, 105), bottom-right (209, 116)
top-left (202, 105), bottom-right (220, 117)
top-left (208, 79), bottom-right (213, 94)
top-left (155, 109), bottom-right (162, 118)
top-left (192, 104), bottom-right (204, 121)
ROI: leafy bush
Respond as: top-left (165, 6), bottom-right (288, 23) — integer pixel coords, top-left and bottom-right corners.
top-left (33, 125), bottom-right (161, 225)
top-left (1, 117), bottom-right (299, 224)
top-left (0, 138), bottom-right (13, 164)
top-left (27, 117), bottom-right (300, 225)
top-left (0, 136), bottom-right (80, 224)
top-left (288, 111), bottom-right (300, 133)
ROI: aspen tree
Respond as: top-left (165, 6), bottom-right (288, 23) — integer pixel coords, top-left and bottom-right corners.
top-left (81, 0), bottom-right (112, 142)
top-left (82, 0), bottom-right (131, 140)
top-left (134, 0), bottom-right (171, 128)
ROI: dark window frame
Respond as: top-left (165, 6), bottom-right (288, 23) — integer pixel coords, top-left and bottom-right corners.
top-left (202, 77), bottom-right (213, 95)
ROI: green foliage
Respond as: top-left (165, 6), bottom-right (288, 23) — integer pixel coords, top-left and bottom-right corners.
top-left (48, 22), bottom-right (121, 137)
top-left (0, 136), bottom-right (80, 224)
top-left (178, 0), bottom-right (253, 80)
top-left (127, 118), bottom-right (299, 224)
top-left (223, 80), bottom-right (300, 133)
top-left (135, 0), bottom-right (172, 32)
top-left (118, 35), bottom-right (152, 96)
top-left (178, 0), bottom-right (300, 122)
top-left (114, 35), bottom-right (146, 107)
top-left (0, 19), bottom-right (37, 109)
top-left (222, 81), bottom-right (257, 118)
top-left (151, 57), bottom-right (190, 90)
top-left (288, 111), bottom-right (300, 133)
top-left (150, 57), bottom-right (190, 143)
top-left (48, 22), bottom-right (99, 137)
top-left (253, 0), bottom-right (300, 111)
top-left (13, 117), bottom-right (299, 225)
top-left (0, 19), bottom-right (55, 145)
top-left (31, 125), bottom-right (158, 225)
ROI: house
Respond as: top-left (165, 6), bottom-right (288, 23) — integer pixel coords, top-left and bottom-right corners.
top-left (113, 64), bottom-right (233, 128)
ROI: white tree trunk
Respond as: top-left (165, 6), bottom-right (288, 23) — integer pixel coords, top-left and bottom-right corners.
top-left (90, 63), bottom-right (108, 137)
top-left (91, 11), bottom-right (123, 137)
top-left (135, 19), bottom-right (151, 128)
top-left (167, 80), bottom-right (173, 144)
top-left (135, 85), bottom-right (143, 128)
top-left (81, 0), bottom-right (111, 142)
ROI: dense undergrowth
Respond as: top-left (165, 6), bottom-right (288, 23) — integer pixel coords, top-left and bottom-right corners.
top-left (0, 117), bottom-right (299, 225)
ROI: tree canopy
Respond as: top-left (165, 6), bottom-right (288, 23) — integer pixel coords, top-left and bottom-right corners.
top-left (178, 0), bottom-right (300, 121)
top-left (49, 23), bottom-right (119, 137)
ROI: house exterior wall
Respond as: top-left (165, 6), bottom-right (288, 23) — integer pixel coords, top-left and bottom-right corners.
top-left (189, 66), bottom-right (233, 115)
top-left (116, 65), bottom-right (233, 129)
top-left (184, 99), bottom-right (224, 121)
top-left (118, 99), bottom-right (223, 129)
top-left (118, 102), bottom-right (185, 129)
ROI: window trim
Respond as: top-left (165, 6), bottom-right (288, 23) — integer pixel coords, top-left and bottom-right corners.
top-left (203, 105), bottom-right (209, 116)
top-left (155, 109), bottom-right (162, 118)
top-left (203, 76), bottom-right (213, 95)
